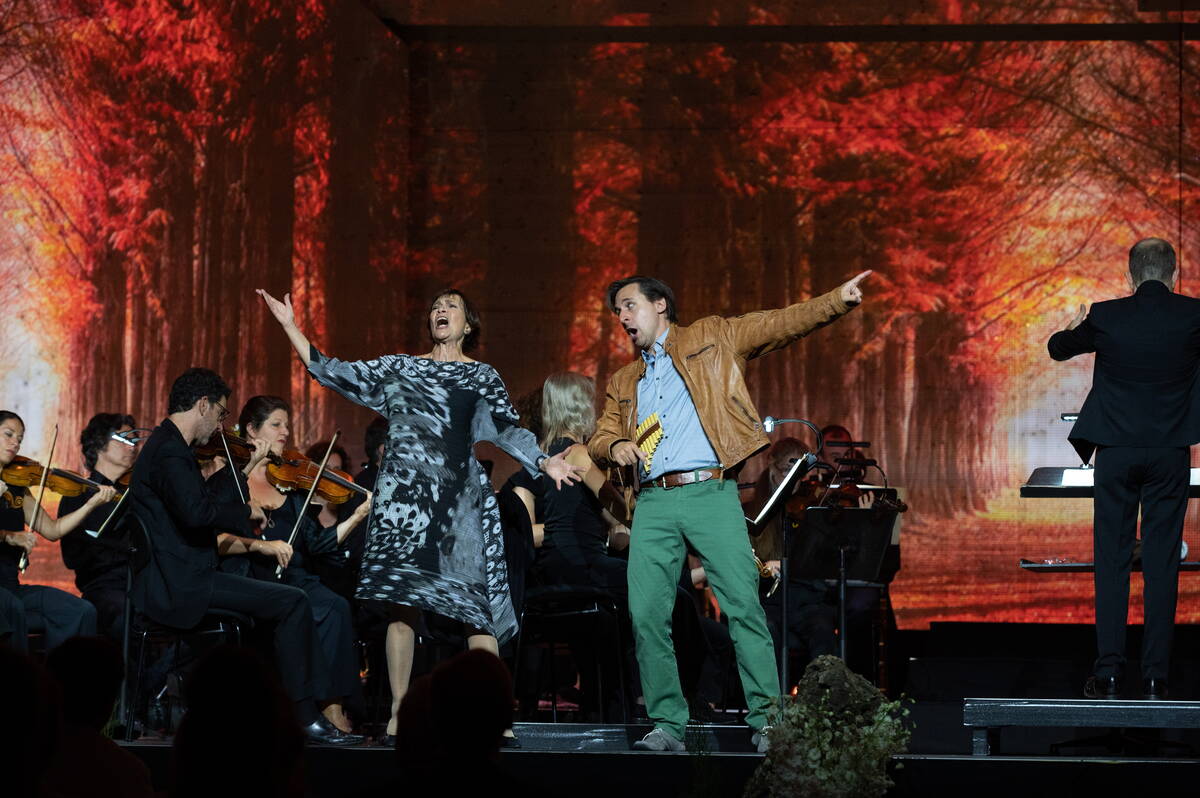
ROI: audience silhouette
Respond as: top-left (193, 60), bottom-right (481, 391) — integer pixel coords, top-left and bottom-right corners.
top-left (42, 636), bottom-right (154, 797)
top-left (0, 645), bottom-right (59, 798)
top-left (171, 645), bottom-right (306, 798)
top-left (2, 638), bottom-right (568, 798)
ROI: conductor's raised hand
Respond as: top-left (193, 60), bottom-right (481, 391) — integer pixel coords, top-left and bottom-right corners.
top-left (1067, 304), bottom-right (1087, 331)
top-left (610, 440), bottom-right (647, 468)
top-left (257, 289), bottom-right (296, 328)
top-left (840, 270), bottom-right (872, 306)
top-left (541, 450), bottom-right (586, 490)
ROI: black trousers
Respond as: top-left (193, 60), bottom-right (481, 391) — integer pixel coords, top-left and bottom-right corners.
top-left (209, 572), bottom-right (318, 720)
top-left (1093, 445), bottom-right (1188, 680)
top-left (80, 576), bottom-right (128, 642)
top-left (761, 579), bottom-right (837, 678)
top-left (0, 584), bottom-right (98, 651)
top-left (0, 585), bottom-right (24, 648)
top-left (283, 572), bottom-right (359, 701)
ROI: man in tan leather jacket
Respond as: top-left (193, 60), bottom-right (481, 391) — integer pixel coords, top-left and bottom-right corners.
top-left (589, 272), bottom-right (869, 752)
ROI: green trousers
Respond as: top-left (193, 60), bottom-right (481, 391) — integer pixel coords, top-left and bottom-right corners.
top-left (629, 477), bottom-right (781, 739)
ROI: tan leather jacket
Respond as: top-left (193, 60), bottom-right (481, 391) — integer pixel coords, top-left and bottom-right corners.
top-left (589, 287), bottom-right (853, 471)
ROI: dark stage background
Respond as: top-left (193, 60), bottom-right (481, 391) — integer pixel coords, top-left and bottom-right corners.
top-left (2, 0), bottom-right (1199, 627)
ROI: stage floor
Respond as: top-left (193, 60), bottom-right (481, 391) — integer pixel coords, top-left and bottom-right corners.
top-left (120, 720), bottom-right (1200, 797)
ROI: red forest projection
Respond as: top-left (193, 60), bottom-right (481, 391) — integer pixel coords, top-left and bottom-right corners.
top-left (1, 0), bottom-right (1199, 628)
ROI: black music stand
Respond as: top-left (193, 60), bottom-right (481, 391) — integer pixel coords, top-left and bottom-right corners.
top-left (791, 507), bottom-right (896, 662)
top-left (84, 531), bottom-right (137, 736)
top-left (744, 452), bottom-right (819, 693)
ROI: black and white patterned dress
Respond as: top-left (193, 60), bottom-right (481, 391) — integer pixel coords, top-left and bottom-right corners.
top-left (307, 347), bottom-right (542, 644)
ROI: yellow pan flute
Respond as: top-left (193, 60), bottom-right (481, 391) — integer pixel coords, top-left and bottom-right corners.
top-left (635, 413), bottom-right (664, 474)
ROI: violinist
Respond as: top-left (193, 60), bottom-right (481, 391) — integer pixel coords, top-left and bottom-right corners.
top-left (304, 439), bottom-right (369, 602)
top-left (303, 439), bottom-right (360, 530)
top-left (818, 424), bottom-right (868, 487)
top-left (354, 417), bottom-right (388, 493)
top-left (207, 396), bottom-right (370, 734)
top-left (56, 413), bottom-right (139, 640)
top-left (815, 423), bottom-right (902, 679)
top-left (743, 438), bottom-right (837, 675)
top-left (0, 410), bottom-right (115, 651)
top-left (128, 368), bottom-right (360, 745)
top-left (764, 425), bottom-right (901, 681)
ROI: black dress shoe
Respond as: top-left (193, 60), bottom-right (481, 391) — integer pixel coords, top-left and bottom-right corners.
top-left (376, 734), bottom-right (396, 748)
top-left (1084, 674), bottom-right (1121, 699)
top-left (304, 716), bottom-right (364, 746)
top-left (500, 733), bottom-right (521, 749)
top-left (1143, 678), bottom-right (1169, 700)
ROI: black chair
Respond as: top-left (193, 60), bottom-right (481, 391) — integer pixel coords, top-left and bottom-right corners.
top-left (512, 583), bottom-right (628, 722)
top-left (123, 515), bottom-right (251, 739)
top-left (23, 632), bottom-right (46, 659)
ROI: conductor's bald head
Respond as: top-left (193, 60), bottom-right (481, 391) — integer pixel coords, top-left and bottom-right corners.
top-left (1129, 238), bottom-right (1177, 288)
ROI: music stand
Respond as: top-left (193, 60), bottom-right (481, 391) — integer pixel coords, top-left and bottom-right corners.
top-left (791, 507), bottom-right (896, 661)
top-left (85, 505), bottom-right (137, 736)
top-left (744, 452), bottom-right (819, 693)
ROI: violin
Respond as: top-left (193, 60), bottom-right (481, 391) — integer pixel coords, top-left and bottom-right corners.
top-left (783, 476), bottom-right (828, 515)
top-left (782, 475), bottom-right (908, 514)
top-left (265, 449), bottom-right (369, 505)
top-left (199, 428), bottom-right (368, 505)
top-left (817, 481), bottom-right (866, 509)
top-left (193, 429), bottom-right (256, 468)
top-left (1, 456), bottom-right (128, 498)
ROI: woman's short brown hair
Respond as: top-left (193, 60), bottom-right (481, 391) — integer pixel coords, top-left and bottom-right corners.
top-left (429, 288), bottom-right (481, 353)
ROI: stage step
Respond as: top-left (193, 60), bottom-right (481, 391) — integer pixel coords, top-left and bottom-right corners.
top-left (963, 697), bottom-right (1200, 755)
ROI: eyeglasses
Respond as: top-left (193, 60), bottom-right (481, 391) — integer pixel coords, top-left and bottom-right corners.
top-left (110, 428), bottom-right (152, 447)
top-left (212, 400), bottom-right (230, 422)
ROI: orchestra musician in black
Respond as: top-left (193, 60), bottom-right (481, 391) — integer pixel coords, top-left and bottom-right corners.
top-left (0, 410), bottom-right (113, 650)
top-left (127, 367), bottom-right (361, 744)
top-left (57, 412), bottom-right (139, 640)
top-left (1049, 238), bottom-right (1200, 700)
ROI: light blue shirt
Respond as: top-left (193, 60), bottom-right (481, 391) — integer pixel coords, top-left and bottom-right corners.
top-left (637, 328), bottom-right (720, 482)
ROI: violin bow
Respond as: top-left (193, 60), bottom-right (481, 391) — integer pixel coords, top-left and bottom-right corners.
top-left (21, 424), bottom-right (59, 572)
top-left (276, 430), bottom-right (340, 578)
top-left (217, 429), bottom-right (247, 505)
top-left (93, 487), bottom-right (131, 539)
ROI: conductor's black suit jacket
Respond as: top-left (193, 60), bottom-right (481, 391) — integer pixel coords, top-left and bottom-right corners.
top-left (1048, 280), bottom-right (1200, 463)
top-left (129, 418), bottom-right (252, 628)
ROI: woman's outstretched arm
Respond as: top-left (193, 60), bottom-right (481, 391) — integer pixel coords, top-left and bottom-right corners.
top-left (258, 289), bottom-right (312, 366)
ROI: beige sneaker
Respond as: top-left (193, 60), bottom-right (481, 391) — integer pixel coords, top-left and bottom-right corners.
top-left (632, 728), bottom-right (686, 752)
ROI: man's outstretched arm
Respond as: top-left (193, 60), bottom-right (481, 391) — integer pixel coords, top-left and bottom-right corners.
top-left (1048, 304), bottom-right (1095, 361)
top-left (728, 270), bottom-right (870, 360)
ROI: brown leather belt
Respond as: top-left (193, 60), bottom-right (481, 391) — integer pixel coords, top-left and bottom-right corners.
top-left (645, 468), bottom-right (725, 490)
